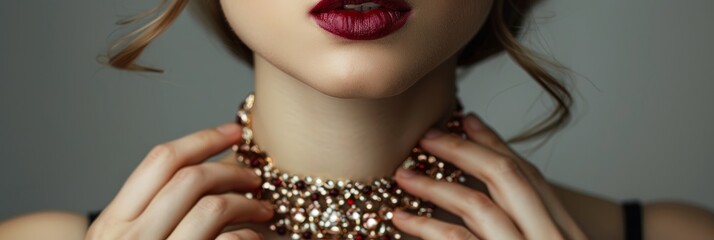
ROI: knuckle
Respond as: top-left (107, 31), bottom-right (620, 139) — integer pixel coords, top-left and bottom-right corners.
top-left (444, 226), bottom-right (473, 240)
top-left (216, 230), bottom-right (261, 240)
top-left (489, 156), bottom-right (521, 176)
top-left (445, 136), bottom-right (470, 150)
top-left (145, 144), bottom-right (175, 164)
top-left (223, 162), bottom-right (255, 178)
top-left (196, 195), bottom-right (230, 214)
top-left (194, 129), bottom-right (219, 145)
top-left (116, 224), bottom-right (143, 240)
top-left (521, 161), bottom-right (545, 180)
top-left (461, 191), bottom-right (492, 211)
top-left (86, 218), bottom-right (132, 240)
top-left (239, 167), bottom-right (262, 186)
top-left (235, 164), bottom-right (256, 176)
top-left (417, 176), bottom-right (437, 190)
top-left (411, 215), bottom-right (431, 228)
top-left (484, 135), bottom-right (502, 148)
top-left (485, 156), bottom-right (532, 188)
top-left (172, 166), bottom-right (205, 185)
top-left (85, 223), bottom-right (103, 239)
top-left (442, 137), bottom-right (472, 165)
top-left (122, 229), bottom-right (143, 240)
top-left (216, 232), bottom-right (243, 240)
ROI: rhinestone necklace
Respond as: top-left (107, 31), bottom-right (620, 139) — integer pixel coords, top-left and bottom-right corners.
top-left (232, 92), bottom-right (467, 240)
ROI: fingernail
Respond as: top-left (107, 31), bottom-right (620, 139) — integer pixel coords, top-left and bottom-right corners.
top-left (216, 123), bottom-right (240, 135)
top-left (397, 168), bottom-right (416, 178)
top-left (465, 113), bottom-right (483, 131)
top-left (424, 128), bottom-right (444, 139)
top-left (393, 209), bottom-right (410, 220)
top-left (250, 174), bottom-right (262, 187)
top-left (260, 201), bottom-right (274, 214)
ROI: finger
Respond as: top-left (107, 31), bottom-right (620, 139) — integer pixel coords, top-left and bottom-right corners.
top-left (107, 123), bottom-right (243, 220)
top-left (135, 162), bottom-right (261, 239)
top-left (395, 168), bottom-right (523, 239)
top-left (419, 131), bottom-right (561, 238)
top-left (463, 113), bottom-right (546, 185)
top-left (464, 113), bottom-right (586, 239)
top-left (462, 113), bottom-right (516, 158)
top-left (392, 209), bottom-right (480, 240)
top-left (167, 194), bottom-right (272, 240)
top-left (215, 229), bottom-right (264, 240)
top-left (462, 113), bottom-right (546, 197)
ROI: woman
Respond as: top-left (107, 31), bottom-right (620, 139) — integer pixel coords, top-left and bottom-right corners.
top-left (1, 0), bottom-right (713, 239)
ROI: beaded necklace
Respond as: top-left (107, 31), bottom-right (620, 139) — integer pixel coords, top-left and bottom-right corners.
top-left (232, 92), bottom-right (467, 239)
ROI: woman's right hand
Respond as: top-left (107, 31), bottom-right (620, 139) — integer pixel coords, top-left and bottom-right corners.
top-left (86, 123), bottom-right (273, 240)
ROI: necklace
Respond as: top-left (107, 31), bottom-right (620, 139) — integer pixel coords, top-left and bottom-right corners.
top-left (232, 92), bottom-right (467, 240)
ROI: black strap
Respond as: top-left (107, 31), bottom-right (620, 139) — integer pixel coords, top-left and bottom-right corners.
top-left (623, 200), bottom-right (643, 240)
top-left (87, 209), bottom-right (103, 229)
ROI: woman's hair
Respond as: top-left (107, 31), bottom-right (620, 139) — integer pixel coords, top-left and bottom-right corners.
top-left (106, 0), bottom-right (571, 143)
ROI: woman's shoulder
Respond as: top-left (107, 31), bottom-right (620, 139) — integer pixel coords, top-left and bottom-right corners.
top-left (0, 211), bottom-right (87, 240)
top-left (552, 182), bottom-right (714, 240)
top-left (642, 201), bottom-right (714, 239)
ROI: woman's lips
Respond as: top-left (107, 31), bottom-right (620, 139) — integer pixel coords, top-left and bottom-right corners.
top-left (309, 0), bottom-right (413, 40)
top-left (310, 0), bottom-right (412, 13)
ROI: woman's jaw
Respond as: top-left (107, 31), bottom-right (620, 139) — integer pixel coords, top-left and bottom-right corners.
top-left (247, 53), bottom-right (459, 181)
top-left (218, 0), bottom-right (492, 180)
top-left (220, 0), bottom-right (492, 99)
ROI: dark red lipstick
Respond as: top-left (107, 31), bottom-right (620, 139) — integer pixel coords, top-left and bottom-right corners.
top-left (309, 0), bottom-right (413, 40)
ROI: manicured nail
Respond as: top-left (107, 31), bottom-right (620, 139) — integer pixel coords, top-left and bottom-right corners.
top-left (260, 201), bottom-right (274, 214)
top-left (397, 168), bottom-right (416, 178)
top-left (250, 174), bottom-right (263, 186)
top-left (393, 209), bottom-right (410, 220)
top-left (465, 113), bottom-right (483, 131)
top-left (424, 128), bottom-right (444, 139)
top-left (216, 123), bottom-right (240, 135)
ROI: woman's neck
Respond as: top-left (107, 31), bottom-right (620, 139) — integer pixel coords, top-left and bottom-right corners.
top-left (249, 56), bottom-right (458, 181)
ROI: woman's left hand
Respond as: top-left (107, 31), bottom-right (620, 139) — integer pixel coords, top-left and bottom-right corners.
top-left (392, 113), bottom-right (587, 240)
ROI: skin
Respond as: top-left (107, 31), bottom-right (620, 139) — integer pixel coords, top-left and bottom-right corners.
top-left (2, 0), bottom-right (714, 239)
top-left (219, 0), bottom-right (493, 181)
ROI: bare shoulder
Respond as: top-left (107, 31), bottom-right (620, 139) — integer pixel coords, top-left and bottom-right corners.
top-left (551, 182), bottom-right (714, 240)
top-left (0, 211), bottom-right (87, 240)
top-left (644, 201), bottom-right (714, 240)
top-left (551, 182), bottom-right (626, 239)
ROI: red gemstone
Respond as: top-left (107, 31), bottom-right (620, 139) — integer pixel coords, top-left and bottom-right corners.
top-left (310, 193), bottom-right (320, 202)
top-left (273, 179), bottom-right (283, 187)
top-left (250, 157), bottom-right (262, 167)
top-left (355, 234), bottom-right (365, 240)
top-left (417, 162), bottom-right (426, 170)
top-left (347, 198), bottom-right (355, 205)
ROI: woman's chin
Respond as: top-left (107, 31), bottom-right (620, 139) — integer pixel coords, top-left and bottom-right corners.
top-left (303, 71), bottom-right (415, 100)
top-left (297, 57), bottom-right (419, 99)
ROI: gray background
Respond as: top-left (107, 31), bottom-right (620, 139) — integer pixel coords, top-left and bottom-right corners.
top-left (1, 0), bottom-right (713, 220)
